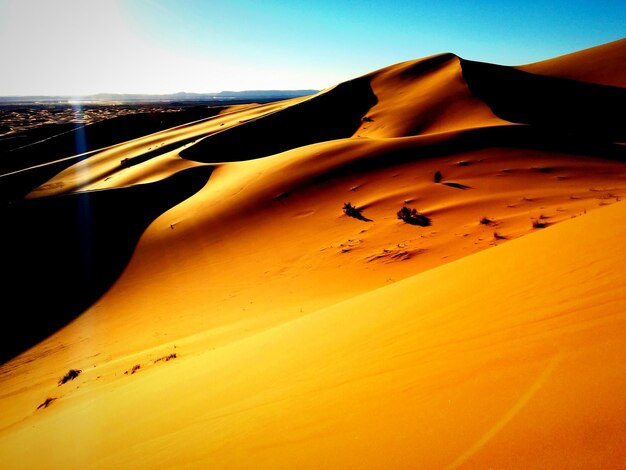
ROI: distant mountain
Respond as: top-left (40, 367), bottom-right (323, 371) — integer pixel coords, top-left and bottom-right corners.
top-left (0, 89), bottom-right (319, 104)
top-left (213, 90), bottom-right (319, 99)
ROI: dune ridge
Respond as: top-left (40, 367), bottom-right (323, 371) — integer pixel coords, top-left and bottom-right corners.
top-left (0, 38), bottom-right (625, 468)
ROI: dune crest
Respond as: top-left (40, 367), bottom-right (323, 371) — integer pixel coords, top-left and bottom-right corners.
top-left (357, 53), bottom-right (507, 137)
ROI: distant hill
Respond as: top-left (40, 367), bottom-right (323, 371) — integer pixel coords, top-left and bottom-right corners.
top-left (213, 90), bottom-right (320, 99)
top-left (0, 89), bottom-right (319, 104)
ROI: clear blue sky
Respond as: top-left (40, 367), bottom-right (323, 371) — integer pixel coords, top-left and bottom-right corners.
top-left (0, 0), bottom-right (623, 95)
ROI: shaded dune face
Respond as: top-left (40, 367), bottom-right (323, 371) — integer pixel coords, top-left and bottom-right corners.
top-left (286, 125), bottom-right (625, 186)
top-left (180, 77), bottom-right (378, 163)
top-left (461, 59), bottom-right (626, 141)
top-left (0, 107), bottom-right (226, 175)
top-left (0, 166), bottom-right (212, 363)
top-left (0, 157), bottom-right (91, 205)
top-left (0, 107), bottom-right (225, 204)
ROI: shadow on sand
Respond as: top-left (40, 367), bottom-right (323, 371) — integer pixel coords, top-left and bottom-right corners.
top-left (0, 106), bottom-right (225, 205)
top-left (460, 59), bottom-right (626, 142)
top-left (0, 165), bottom-right (213, 364)
top-left (180, 77), bottom-right (378, 163)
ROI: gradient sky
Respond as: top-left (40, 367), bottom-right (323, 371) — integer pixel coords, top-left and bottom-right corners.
top-left (0, 0), bottom-right (624, 96)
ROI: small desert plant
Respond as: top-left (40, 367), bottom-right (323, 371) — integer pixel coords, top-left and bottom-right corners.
top-left (480, 217), bottom-right (493, 225)
top-left (58, 369), bottom-right (81, 386)
top-left (125, 364), bottom-right (141, 375)
top-left (343, 202), bottom-right (371, 222)
top-left (397, 206), bottom-right (431, 226)
top-left (154, 353), bottom-right (177, 363)
top-left (37, 397), bottom-right (57, 410)
top-left (532, 216), bottom-right (549, 228)
top-left (493, 232), bottom-right (506, 240)
top-left (434, 170), bottom-right (442, 183)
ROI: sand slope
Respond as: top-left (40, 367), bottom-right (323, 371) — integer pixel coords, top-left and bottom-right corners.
top-left (1, 171), bottom-right (626, 469)
top-left (1, 39), bottom-right (625, 468)
top-left (518, 37), bottom-right (626, 88)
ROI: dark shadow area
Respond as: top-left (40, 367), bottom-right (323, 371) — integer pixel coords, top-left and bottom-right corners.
top-left (0, 156), bottom-right (90, 205)
top-left (0, 106), bottom-right (226, 205)
top-left (0, 106), bottom-right (226, 174)
top-left (442, 182), bottom-right (472, 190)
top-left (304, 125), bottom-right (626, 189)
top-left (0, 165), bottom-right (213, 364)
top-left (460, 59), bottom-right (626, 142)
top-left (180, 78), bottom-right (378, 163)
top-left (118, 135), bottom-right (199, 169)
top-left (0, 134), bottom-right (203, 206)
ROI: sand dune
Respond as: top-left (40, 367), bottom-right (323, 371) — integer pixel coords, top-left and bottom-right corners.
top-left (0, 39), bottom-right (625, 468)
top-left (3, 186), bottom-right (625, 469)
top-left (518, 37), bottom-right (626, 88)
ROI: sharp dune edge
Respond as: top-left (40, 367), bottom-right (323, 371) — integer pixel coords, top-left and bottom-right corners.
top-left (1, 39), bottom-right (625, 468)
